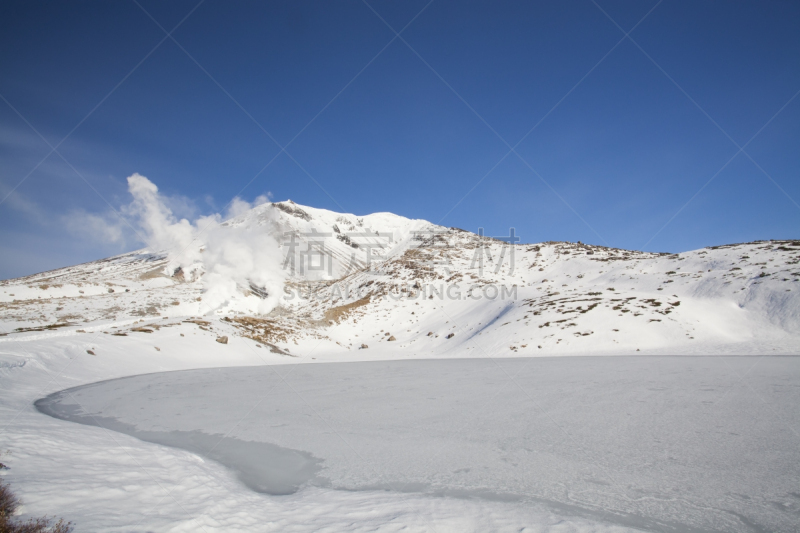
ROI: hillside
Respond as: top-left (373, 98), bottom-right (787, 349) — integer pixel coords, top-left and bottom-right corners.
top-left (2, 200), bottom-right (799, 356)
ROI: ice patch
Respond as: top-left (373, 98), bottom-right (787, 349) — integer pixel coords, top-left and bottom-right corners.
top-left (34, 356), bottom-right (800, 532)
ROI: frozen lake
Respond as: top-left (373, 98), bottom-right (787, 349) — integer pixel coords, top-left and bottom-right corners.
top-left (36, 356), bottom-right (800, 532)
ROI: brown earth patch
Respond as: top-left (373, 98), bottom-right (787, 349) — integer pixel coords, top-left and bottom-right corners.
top-left (324, 295), bottom-right (371, 324)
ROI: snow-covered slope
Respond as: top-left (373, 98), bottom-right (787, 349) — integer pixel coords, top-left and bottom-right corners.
top-left (2, 201), bottom-right (799, 532)
top-left (1, 200), bottom-right (798, 355)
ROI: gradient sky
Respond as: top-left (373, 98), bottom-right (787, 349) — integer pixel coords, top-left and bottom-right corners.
top-left (1, 0), bottom-right (799, 279)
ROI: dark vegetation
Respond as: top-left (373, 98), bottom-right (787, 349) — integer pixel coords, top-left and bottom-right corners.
top-left (0, 482), bottom-right (72, 533)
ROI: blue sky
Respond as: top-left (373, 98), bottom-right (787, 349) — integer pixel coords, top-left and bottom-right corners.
top-left (1, 0), bottom-right (798, 279)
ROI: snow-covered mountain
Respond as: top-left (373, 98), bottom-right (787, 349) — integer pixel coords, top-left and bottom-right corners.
top-left (1, 200), bottom-right (799, 355)
top-left (3, 200), bottom-right (800, 533)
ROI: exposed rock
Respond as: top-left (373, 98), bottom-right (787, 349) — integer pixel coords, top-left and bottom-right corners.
top-left (216, 336), bottom-right (228, 344)
top-left (131, 306), bottom-right (159, 317)
top-left (387, 336), bottom-right (396, 341)
top-left (274, 201), bottom-right (311, 220)
top-left (266, 343), bottom-right (290, 355)
top-left (12, 322), bottom-right (74, 334)
top-left (360, 344), bottom-right (368, 349)
top-left (184, 319), bottom-right (211, 326)
top-left (248, 283), bottom-right (270, 299)
top-left (446, 333), bottom-right (455, 339)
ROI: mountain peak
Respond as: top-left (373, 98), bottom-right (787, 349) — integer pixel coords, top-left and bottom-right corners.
top-left (1, 198), bottom-right (799, 356)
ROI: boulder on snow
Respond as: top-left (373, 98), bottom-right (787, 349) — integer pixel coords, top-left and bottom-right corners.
top-left (360, 343), bottom-right (368, 349)
top-left (446, 333), bottom-right (454, 339)
top-left (387, 336), bottom-right (396, 341)
top-left (216, 336), bottom-right (228, 344)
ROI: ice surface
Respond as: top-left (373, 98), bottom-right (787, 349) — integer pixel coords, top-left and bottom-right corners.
top-left (33, 397), bottom-right (323, 495)
top-left (36, 356), bottom-right (800, 532)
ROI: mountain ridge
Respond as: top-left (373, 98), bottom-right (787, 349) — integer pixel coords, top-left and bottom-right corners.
top-left (1, 200), bottom-right (799, 356)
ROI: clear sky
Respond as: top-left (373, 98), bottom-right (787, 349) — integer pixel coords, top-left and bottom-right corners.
top-left (1, 0), bottom-right (798, 279)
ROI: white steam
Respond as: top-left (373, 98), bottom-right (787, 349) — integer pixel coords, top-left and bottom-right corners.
top-left (123, 174), bottom-right (201, 267)
top-left (123, 173), bottom-right (283, 315)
